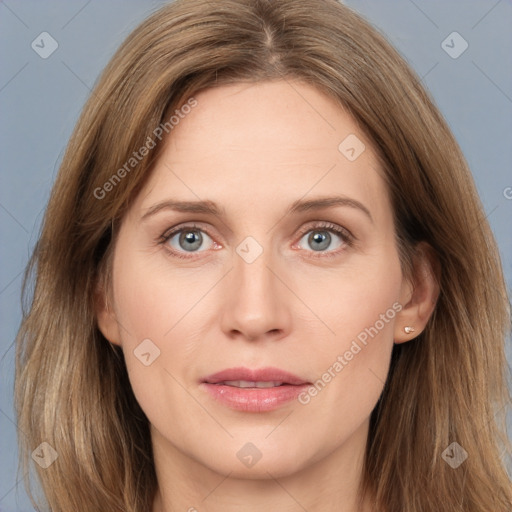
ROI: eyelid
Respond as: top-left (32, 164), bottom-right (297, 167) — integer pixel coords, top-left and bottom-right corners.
top-left (160, 221), bottom-right (216, 243)
top-left (294, 220), bottom-right (354, 242)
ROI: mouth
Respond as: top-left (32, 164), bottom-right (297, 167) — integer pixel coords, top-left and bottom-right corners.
top-left (214, 380), bottom-right (288, 388)
top-left (201, 367), bottom-right (311, 412)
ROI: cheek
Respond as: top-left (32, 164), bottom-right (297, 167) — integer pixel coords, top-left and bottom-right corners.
top-left (294, 251), bottom-right (402, 342)
top-left (112, 242), bottom-right (203, 341)
top-left (292, 249), bottom-right (402, 412)
top-left (108, 246), bottom-right (171, 388)
top-left (276, 252), bottom-right (402, 466)
top-left (110, 244), bottom-right (217, 420)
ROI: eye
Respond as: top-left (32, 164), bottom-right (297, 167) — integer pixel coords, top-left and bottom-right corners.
top-left (159, 221), bottom-right (353, 260)
top-left (160, 224), bottom-right (219, 258)
top-left (295, 222), bottom-right (353, 257)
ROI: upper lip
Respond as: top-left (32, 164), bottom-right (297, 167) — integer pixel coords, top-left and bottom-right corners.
top-left (202, 366), bottom-right (310, 385)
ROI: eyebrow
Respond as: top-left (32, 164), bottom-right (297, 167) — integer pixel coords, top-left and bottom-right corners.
top-left (140, 195), bottom-right (373, 223)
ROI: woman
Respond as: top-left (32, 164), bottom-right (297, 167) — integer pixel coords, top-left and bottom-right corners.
top-left (15, 0), bottom-right (512, 510)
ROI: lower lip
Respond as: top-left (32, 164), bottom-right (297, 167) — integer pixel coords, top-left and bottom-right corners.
top-left (201, 383), bottom-right (310, 412)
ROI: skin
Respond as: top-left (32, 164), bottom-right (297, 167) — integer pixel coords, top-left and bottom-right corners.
top-left (96, 80), bottom-right (438, 512)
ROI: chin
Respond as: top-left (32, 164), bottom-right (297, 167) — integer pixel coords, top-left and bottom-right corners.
top-left (193, 436), bottom-right (319, 480)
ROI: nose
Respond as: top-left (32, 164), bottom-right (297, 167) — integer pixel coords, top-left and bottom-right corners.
top-left (220, 243), bottom-right (292, 342)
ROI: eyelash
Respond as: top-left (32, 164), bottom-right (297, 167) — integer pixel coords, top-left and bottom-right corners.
top-left (158, 221), bottom-right (355, 260)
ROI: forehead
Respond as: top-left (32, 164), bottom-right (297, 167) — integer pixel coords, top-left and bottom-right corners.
top-left (168, 81), bottom-right (371, 161)
top-left (134, 80), bottom-right (389, 223)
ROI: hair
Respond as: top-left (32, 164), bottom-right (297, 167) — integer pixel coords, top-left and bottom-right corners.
top-left (15, 0), bottom-right (512, 510)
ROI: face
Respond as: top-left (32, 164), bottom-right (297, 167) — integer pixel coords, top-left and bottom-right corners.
top-left (98, 80), bottom-right (417, 480)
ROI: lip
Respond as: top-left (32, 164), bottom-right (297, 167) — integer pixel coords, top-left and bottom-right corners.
top-left (200, 366), bottom-right (311, 413)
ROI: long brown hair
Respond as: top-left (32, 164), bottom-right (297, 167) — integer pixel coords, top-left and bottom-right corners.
top-left (15, 0), bottom-right (512, 510)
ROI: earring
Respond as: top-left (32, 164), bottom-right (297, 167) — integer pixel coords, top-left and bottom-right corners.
top-left (404, 326), bottom-right (415, 334)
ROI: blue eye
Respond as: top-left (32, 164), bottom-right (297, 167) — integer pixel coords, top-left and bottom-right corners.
top-left (297, 226), bottom-right (348, 253)
top-left (163, 226), bottom-right (215, 255)
top-left (159, 222), bottom-right (353, 260)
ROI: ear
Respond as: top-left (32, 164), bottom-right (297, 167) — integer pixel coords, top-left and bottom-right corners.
top-left (94, 278), bottom-right (122, 346)
top-left (394, 242), bottom-right (440, 344)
